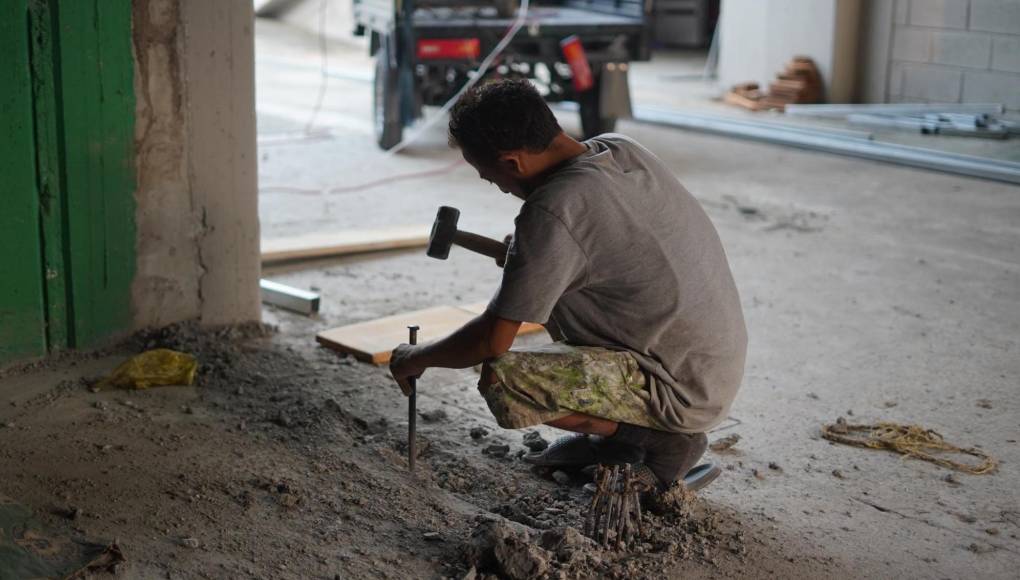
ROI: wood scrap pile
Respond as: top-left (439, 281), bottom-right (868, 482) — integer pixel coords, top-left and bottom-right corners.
top-left (724, 56), bottom-right (822, 112)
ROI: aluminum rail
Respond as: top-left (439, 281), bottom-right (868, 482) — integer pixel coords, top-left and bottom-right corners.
top-left (784, 102), bottom-right (1005, 117)
top-left (260, 280), bottom-right (321, 315)
top-left (846, 113), bottom-right (1009, 139)
top-left (630, 107), bottom-right (1020, 185)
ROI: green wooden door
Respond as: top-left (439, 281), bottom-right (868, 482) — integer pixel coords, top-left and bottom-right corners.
top-left (1, 0), bottom-right (135, 367)
top-left (0, 0), bottom-right (49, 363)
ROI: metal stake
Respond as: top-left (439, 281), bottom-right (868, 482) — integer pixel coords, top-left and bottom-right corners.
top-left (407, 325), bottom-right (419, 473)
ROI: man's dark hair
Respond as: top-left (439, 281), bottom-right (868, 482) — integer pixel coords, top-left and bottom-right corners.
top-left (448, 78), bottom-right (562, 164)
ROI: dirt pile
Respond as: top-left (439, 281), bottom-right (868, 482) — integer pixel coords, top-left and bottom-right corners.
top-left (463, 517), bottom-right (600, 580)
top-left (461, 481), bottom-right (742, 579)
top-left (131, 321), bottom-right (275, 383)
top-left (0, 320), bottom-right (845, 578)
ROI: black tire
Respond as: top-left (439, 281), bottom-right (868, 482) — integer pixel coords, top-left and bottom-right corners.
top-left (373, 39), bottom-right (403, 150)
top-left (578, 72), bottom-right (616, 139)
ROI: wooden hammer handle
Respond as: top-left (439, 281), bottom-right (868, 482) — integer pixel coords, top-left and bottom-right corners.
top-left (452, 230), bottom-right (508, 261)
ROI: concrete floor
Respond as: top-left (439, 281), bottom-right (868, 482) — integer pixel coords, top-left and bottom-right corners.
top-left (0, 16), bottom-right (1016, 580)
top-left (251, 17), bottom-right (1020, 579)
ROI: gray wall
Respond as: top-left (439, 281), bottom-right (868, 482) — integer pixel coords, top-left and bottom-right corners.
top-left (884, 0), bottom-right (1020, 111)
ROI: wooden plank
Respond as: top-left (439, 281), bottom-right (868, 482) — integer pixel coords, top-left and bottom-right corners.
top-left (0, 0), bottom-right (48, 365)
top-left (317, 306), bottom-right (477, 364)
top-left (261, 225), bottom-right (430, 264)
top-left (316, 303), bottom-right (547, 365)
top-left (723, 91), bottom-right (769, 111)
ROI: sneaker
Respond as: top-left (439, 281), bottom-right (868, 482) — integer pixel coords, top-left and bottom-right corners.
top-left (523, 434), bottom-right (597, 467)
top-left (523, 433), bottom-right (645, 468)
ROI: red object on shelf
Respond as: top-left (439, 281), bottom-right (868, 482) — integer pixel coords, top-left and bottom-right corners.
top-left (560, 35), bottom-right (593, 92)
top-left (417, 38), bottom-right (481, 60)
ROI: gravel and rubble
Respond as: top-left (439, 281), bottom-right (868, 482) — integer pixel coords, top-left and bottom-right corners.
top-left (0, 323), bottom-right (849, 579)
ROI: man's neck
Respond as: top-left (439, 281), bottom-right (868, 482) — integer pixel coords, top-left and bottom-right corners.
top-left (519, 133), bottom-right (589, 198)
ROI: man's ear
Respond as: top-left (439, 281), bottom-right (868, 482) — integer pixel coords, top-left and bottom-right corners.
top-left (497, 151), bottom-right (526, 176)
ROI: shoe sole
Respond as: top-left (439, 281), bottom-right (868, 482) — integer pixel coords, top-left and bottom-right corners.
top-left (683, 462), bottom-right (722, 493)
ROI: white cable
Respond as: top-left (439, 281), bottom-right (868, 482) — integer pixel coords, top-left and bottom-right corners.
top-left (304, 0), bottom-right (330, 133)
top-left (385, 0), bottom-right (531, 156)
top-left (258, 2), bottom-right (530, 196)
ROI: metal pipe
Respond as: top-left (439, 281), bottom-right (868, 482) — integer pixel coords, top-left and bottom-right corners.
top-left (259, 280), bottom-right (320, 315)
top-left (847, 113), bottom-right (1009, 139)
top-left (630, 107), bottom-right (1020, 185)
top-left (784, 102), bottom-right (1004, 117)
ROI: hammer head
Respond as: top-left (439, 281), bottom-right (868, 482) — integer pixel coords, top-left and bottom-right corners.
top-left (427, 206), bottom-right (460, 260)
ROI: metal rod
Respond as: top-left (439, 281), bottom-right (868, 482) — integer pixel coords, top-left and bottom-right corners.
top-left (600, 466), bottom-right (620, 546)
top-left (633, 486), bottom-right (643, 540)
top-left (584, 468), bottom-right (608, 537)
top-left (259, 279), bottom-right (320, 315)
top-left (616, 464), bottom-right (631, 544)
top-left (630, 107), bottom-right (1020, 185)
top-left (847, 113), bottom-right (1009, 139)
top-left (407, 325), bottom-right (419, 473)
top-left (784, 102), bottom-right (1005, 117)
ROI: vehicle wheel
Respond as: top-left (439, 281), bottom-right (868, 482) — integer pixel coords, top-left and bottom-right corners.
top-left (374, 38), bottom-right (403, 150)
top-left (578, 73), bottom-right (616, 138)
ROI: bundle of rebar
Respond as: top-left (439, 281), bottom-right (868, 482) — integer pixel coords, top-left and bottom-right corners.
top-left (583, 464), bottom-right (651, 548)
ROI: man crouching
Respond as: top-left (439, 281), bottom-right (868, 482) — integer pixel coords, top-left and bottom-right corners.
top-left (390, 79), bottom-right (747, 493)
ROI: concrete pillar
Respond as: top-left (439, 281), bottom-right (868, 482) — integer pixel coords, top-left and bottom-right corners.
top-left (133, 0), bottom-right (203, 327)
top-left (132, 0), bottom-right (261, 329)
top-left (717, 0), bottom-right (862, 103)
top-left (180, 0), bottom-right (262, 325)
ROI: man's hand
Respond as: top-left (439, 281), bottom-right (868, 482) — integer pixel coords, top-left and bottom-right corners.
top-left (389, 344), bottom-right (426, 396)
top-left (496, 234), bottom-right (513, 268)
top-left (386, 313), bottom-right (520, 395)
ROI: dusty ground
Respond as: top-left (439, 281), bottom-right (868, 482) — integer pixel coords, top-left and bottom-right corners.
top-left (0, 324), bottom-right (841, 579)
top-left (2, 17), bottom-right (1019, 580)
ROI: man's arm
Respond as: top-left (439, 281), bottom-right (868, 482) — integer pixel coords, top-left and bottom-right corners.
top-left (389, 311), bottom-right (521, 395)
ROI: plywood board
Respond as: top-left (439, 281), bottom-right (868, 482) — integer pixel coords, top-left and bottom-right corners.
top-left (317, 303), bottom-right (546, 364)
top-left (261, 225), bottom-right (430, 264)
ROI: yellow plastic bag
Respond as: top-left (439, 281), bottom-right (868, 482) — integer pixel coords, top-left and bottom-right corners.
top-left (94, 349), bottom-right (198, 390)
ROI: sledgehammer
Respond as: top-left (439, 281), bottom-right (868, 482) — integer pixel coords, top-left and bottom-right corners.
top-left (427, 206), bottom-right (508, 263)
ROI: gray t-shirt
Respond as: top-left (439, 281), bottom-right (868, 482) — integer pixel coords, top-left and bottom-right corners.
top-left (488, 134), bottom-right (747, 433)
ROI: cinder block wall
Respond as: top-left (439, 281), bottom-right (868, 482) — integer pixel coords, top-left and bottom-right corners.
top-left (887, 0), bottom-right (1020, 111)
